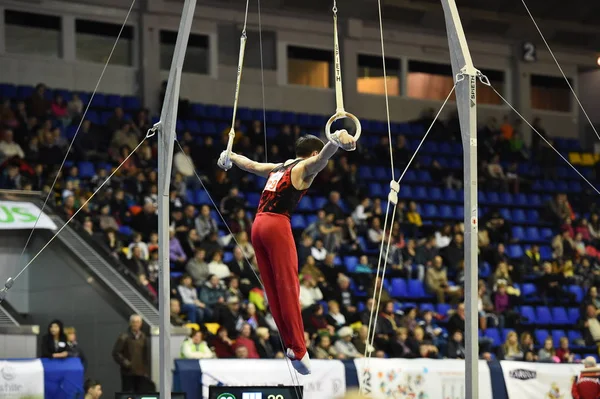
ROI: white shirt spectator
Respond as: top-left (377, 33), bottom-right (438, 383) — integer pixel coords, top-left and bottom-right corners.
top-left (128, 242), bottom-right (150, 260)
top-left (0, 136), bottom-right (24, 159)
top-left (311, 246), bottom-right (327, 262)
top-left (178, 284), bottom-right (199, 305)
top-left (435, 231), bottom-right (451, 248)
top-left (299, 283), bottom-right (323, 309)
top-left (208, 259), bottom-right (231, 280)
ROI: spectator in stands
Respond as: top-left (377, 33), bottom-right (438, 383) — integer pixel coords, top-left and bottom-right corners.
top-left (426, 256), bottom-right (461, 304)
top-left (97, 204), bottom-right (119, 232)
top-left (169, 227), bottom-right (187, 269)
top-left (107, 107), bottom-right (126, 133)
top-left (180, 329), bottom-right (214, 359)
top-left (367, 217), bottom-right (384, 248)
top-left (305, 303), bottom-right (335, 336)
top-left (110, 123), bottom-right (138, 159)
top-left (229, 208), bottom-right (252, 237)
top-left (332, 274), bottom-right (358, 322)
top-left (51, 94), bottom-right (68, 124)
top-left (446, 330), bottom-right (465, 359)
top-left (319, 213), bottom-right (342, 253)
top-left (352, 197), bottom-right (372, 231)
top-left (112, 314), bottom-right (154, 393)
top-left (127, 233), bottom-right (149, 260)
top-left (376, 301), bottom-right (400, 343)
top-left (220, 187), bottom-right (245, 217)
top-left (177, 274), bottom-right (207, 323)
top-left (41, 319), bottom-right (69, 359)
top-left (580, 304), bottom-right (600, 347)
top-left (314, 335), bottom-right (339, 360)
top-left (0, 164), bottom-right (21, 189)
top-left (186, 248), bottom-right (210, 287)
top-left (233, 323), bottom-right (260, 359)
top-left (127, 246), bottom-right (149, 277)
top-left (195, 204), bottom-right (218, 242)
top-left (435, 225), bottom-right (452, 249)
top-left (326, 300), bottom-right (347, 330)
top-left (207, 250), bottom-right (230, 280)
top-left (520, 332), bottom-right (537, 361)
top-left (390, 327), bottom-right (418, 358)
top-left (498, 331), bottom-right (523, 361)
top-left (334, 326), bottom-right (362, 359)
top-left (443, 233), bottom-right (464, 271)
top-left (419, 310), bottom-right (444, 348)
top-left (83, 379), bottom-right (102, 399)
top-left (582, 287), bottom-right (600, 315)
top-left (353, 326), bottom-right (374, 357)
top-left (215, 296), bottom-right (244, 339)
top-left (228, 246), bottom-right (258, 290)
top-left (537, 262), bottom-right (569, 305)
top-left (404, 201), bottom-right (422, 238)
top-left (64, 326), bottom-right (87, 370)
top-left (311, 239), bottom-right (327, 262)
top-left (537, 337), bottom-right (556, 363)
top-left (211, 326), bottom-right (234, 358)
top-left (0, 129), bottom-right (24, 160)
top-left (415, 236), bottom-right (438, 269)
top-left (555, 336), bottom-right (574, 363)
top-left (199, 274), bottom-right (225, 317)
top-left (27, 83), bottom-right (50, 118)
top-left (546, 193), bottom-right (572, 227)
top-left (0, 99), bottom-right (17, 128)
top-left (368, 277), bottom-right (391, 309)
top-left (181, 228), bottom-right (202, 259)
top-left (255, 327), bottom-right (280, 359)
top-left (67, 93), bottom-right (83, 120)
top-left (170, 298), bottom-right (186, 326)
top-left (299, 274), bottom-right (323, 309)
top-left (235, 346), bottom-right (249, 359)
top-left (131, 202), bottom-right (157, 240)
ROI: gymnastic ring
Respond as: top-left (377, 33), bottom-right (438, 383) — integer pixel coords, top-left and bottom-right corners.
top-left (325, 111), bottom-right (362, 143)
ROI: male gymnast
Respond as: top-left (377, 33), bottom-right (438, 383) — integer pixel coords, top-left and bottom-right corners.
top-left (217, 130), bottom-right (356, 374)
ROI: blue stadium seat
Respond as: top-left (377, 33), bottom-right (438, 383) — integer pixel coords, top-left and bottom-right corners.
top-left (416, 170), bottom-right (431, 182)
top-left (527, 210), bottom-right (540, 223)
top-left (191, 103), bottom-right (205, 117)
top-left (484, 329), bottom-right (502, 347)
top-left (186, 189), bottom-right (195, 204)
top-left (297, 196), bottom-right (314, 212)
top-left (499, 192), bottom-right (513, 205)
top-left (237, 107), bottom-right (252, 121)
top-left (86, 111), bottom-right (100, 125)
top-left (435, 205), bottom-right (450, 219)
top-left (568, 330), bottom-right (583, 345)
top-left (399, 186), bottom-right (413, 199)
top-left (567, 307), bottom-right (580, 324)
top-left (528, 195), bottom-right (542, 207)
top-left (223, 252), bottom-right (233, 263)
top-left (536, 306), bottom-right (552, 324)
top-left (291, 215), bottom-right (306, 230)
top-left (543, 180), bottom-right (556, 192)
top-left (521, 283), bottom-right (537, 300)
top-left (551, 330), bottom-right (566, 344)
top-left (246, 193), bottom-right (260, 208)
top-left (358, 166), bottom-right (373, 180)
top-left (511, 227), bottom-right (525, 240)
top-left (500, 329), bottom-right (514, 342)
top-left (344, 256), bottom-right (358, 273)
top-left (90, 94), bottom-right (107, 108)
top-left (266, 111), bottom-right (283, 124)
top-left (420, 303), bottom-right (435, 313)
top-left (569, 181), bottom-right (582, 193)
top-left (539, 246), bottom-right (552, 261)
top-left (195, 190), bottom-right (211, 205)
top-left (123, 96), bottom-right (141, 111)
top-left (106, 94), bottom-right (123, 109)
top-left (512, 209), bottom-right (527, 223)
top-left (551, 307), bottom-right (569, 325)
top-left (369, 183), bottom-right (384, 198)
top-left (373, 167), bottom-right (389, 181)
top-left (520, 306), bottom-right (536, 324)
top-left (200, 121), bottom-right (217, 135)
top-left (525, 227), bottom-right (541, 242)
top-left (185, 120), bottom-right (201, 134)
top-left (514, 193), bottom-right (528, 208)
top-left (119, 225), bottom-right (133, 237)
top-left (556, 181), bottom-right (568, 192)
top-left (205, 105), bottom-right (221, 119)
top-left (314, 197), bottom-right (327, 209)
top-left (569, 285), bottom-right (583, 303)
top-left (78, 162), bottom-right (95, 178)
top-left (296, 113), bottom-right (311, 127)
top-left (408, 279), bottom-right (430, 298)
top-left (414, 186), bottom-right (428, 200)
top-left (282, 111), bottom-right (297, 125)
top-left (306, 215), bottom-right (318, 226)
top-left (534, 329), bottom-right (549, 344)
top-left (423, 204), bottom-right (438, 218)
top-left (507, 244), bottom-right (523, 259)
top-left (487, 192), bottom-right (500, 205)
top-left (390, 278), bottom-right (407, 298)
top-left (479, 261), bottom-right (491, 278)
top-left (429, 187), bottom-right (442, 201)
top-left (16, 85), bottom-right (34, 100)
top-left (436, 303), bottom-right (452, 317)
top-left (0, 84), bottom-right (17, 98)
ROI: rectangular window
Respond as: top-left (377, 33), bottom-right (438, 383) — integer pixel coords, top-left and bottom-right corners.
top-left (76, 20), bottom-right (133, 66)
top-left (4, 10), bottom-right (61, 57)
top-left (530, 74), bottom-right (571, 112)
top-left (160, 31), bottom-right (209, 74)
top-left (407, 61), bottom-right (455, 101)
top-left (287, 46), bottom-right (333, 89)
top-left (357, 54), bottom-right (400, 96)
top-left (243, 30), bottom-right (277, 70)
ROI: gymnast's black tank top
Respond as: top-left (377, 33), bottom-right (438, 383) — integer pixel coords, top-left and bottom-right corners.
top-left (257, 160), bottom-right (307, 219)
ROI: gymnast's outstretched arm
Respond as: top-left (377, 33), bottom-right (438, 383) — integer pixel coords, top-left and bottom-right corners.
top-left (297, 129), bottom-right (356, 180)
top-left (228, 152), bottom-right (280, 178)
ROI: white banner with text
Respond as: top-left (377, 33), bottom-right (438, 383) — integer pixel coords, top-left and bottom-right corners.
top-left (354, 358), bottom-right (494, 399)
top-left (199, 359), bottom-right (346, 399)
top-left (0, 359), bottom-right (44, 399)
top-left (0, 201), bottom-right (56, 230)
top-left (501, 360), bottom-right (583, 399)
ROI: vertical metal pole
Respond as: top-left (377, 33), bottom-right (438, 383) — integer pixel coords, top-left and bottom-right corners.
top-left (439, 1), bottom-right (479, 398)
top-left (157, 1), bottom-right (196, 398)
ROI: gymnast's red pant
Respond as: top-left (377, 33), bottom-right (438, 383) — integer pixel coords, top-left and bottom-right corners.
top-left (251, 212), bottom-right (306, 359)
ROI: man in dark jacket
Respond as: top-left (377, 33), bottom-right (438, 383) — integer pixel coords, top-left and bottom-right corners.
top-left (112, 314), bottom-right (154, 393)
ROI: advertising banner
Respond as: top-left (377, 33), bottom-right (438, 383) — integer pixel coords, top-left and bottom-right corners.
top-left (200, 359), bottom-right (346, 399)
top-left (354, 358), bottom-right (494, 399)
top-left (501, 360), bottom-right (583, 399)
top-left (0, 359), bottom-right (44, 399)
top-left (0, 201), bottom-right (56, 230)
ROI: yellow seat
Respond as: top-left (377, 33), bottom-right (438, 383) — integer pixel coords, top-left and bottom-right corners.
top-left (581, 153), bottom-right (595, 166)
top-left (204, 322), bottom-right (220, 335)
top-left (569, 152), bottom-right (582, 165)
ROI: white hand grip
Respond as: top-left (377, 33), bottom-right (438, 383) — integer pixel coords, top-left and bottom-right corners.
top-left (325, 111), bottom-right (362, 143)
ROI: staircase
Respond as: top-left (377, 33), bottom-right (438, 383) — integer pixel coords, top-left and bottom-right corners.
top-left (49, 215), bottom-right (160, 327)
top-left (0, 303), bottom-right (18, 326)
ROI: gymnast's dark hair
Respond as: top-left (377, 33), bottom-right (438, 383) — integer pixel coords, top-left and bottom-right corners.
top-left (295, 134), bottom-right (325, 158)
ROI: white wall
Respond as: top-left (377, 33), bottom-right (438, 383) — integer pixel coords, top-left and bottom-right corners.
top-left (579, 69), bottom-right (600, 125)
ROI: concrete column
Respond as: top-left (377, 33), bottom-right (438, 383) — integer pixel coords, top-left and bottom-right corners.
top-left (0, 7), bottom-right (5, 55)
top-left (140, 13), bottom-right (162, 113)
top-left (400, 56), bottom-right (408, 96)
top-left (511, 47), bottom-right (533, 145)
top-left (62, 15), bottom-right (76, 61)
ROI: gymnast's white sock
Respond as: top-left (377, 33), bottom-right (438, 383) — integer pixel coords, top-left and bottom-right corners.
top-left (286, 348), bottom-right (311, 375)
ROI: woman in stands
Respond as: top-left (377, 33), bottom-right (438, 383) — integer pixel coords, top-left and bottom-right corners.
top-left (41, 319), bottom-right (69, 359)
top-left (217, 131), bottom-right (356, 375)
